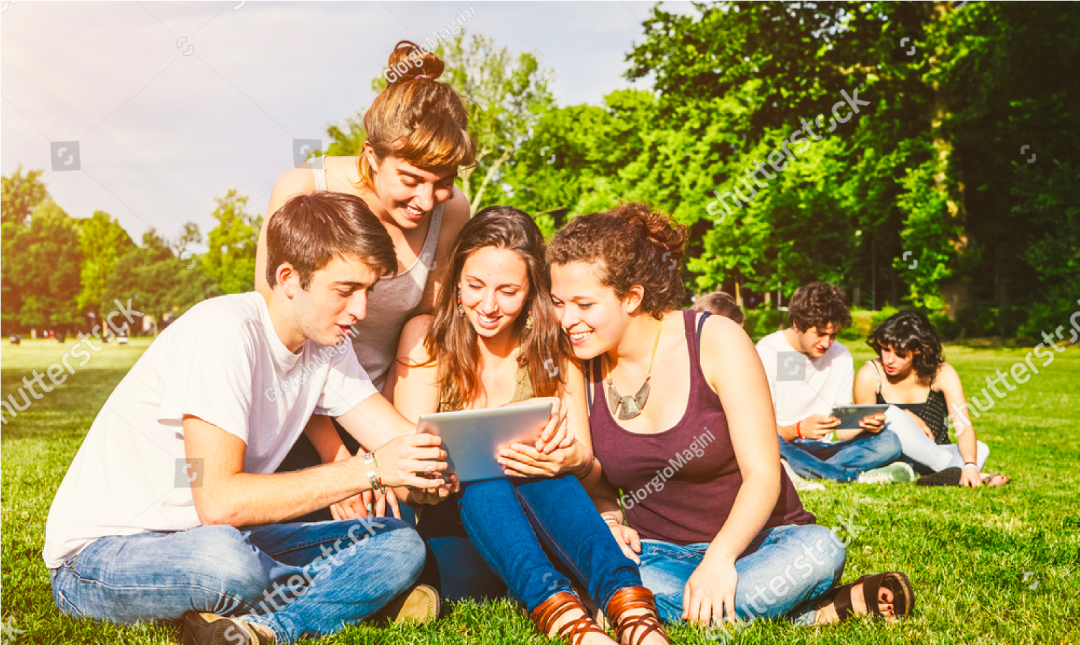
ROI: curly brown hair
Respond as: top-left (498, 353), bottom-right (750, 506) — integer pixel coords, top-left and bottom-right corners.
top-left (788, 282), bottom-right (852, 332)
top-left (546, 203), bottom-right (689, 318)
top-left (867, 310), bottom-right (944, 378)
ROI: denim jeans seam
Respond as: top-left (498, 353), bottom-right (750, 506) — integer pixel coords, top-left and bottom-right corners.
top-left (514, 489), bottom-right (586, 588)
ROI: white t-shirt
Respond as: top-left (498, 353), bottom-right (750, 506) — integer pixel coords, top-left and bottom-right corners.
top-left (755, 330), bottom-right (854, 428)
top-left (43, 292), bottom-right (378, 568)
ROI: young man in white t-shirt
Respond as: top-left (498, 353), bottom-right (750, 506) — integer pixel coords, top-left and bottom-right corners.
top-left (44, 193), bottom-right (459, 644)
top-left (756, 282), bottom-right (912, 484)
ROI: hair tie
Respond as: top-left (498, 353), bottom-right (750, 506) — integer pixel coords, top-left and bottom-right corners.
top-left (415, 74), bottom-right (429, 79)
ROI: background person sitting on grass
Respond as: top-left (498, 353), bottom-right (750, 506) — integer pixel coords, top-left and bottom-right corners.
top-left (855, 309), bottom-right (1009, 487)
top-left (43, 192), bottom-right (456, 645)
top-left (755, 282), bottom-right (913, 484)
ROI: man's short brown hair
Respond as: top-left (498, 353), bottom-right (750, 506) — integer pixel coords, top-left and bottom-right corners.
top-left (788, 282), bottom-right (851, 332)
top-left (265, 192), bottom-right (396, 290)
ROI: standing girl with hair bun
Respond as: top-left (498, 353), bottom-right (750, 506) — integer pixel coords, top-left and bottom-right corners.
top-left (548, 203), bottom-right (915, 628)
top-left (257, 41), bottom-right (475, 518)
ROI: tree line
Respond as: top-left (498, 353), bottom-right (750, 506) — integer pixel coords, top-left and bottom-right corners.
top-left (3, 2), bottom-right (1076, 340)
top-left (1, 169), bottom-right (260, 336)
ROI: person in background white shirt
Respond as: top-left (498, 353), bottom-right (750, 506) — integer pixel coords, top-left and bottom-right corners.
top-left (755, 282), bottom-right (912, 484)
top-left (44, 192), bottom-right (457, 645)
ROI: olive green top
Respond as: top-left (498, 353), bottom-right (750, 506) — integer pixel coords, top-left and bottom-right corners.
top-left (437, 363), bottom-right (534, 412)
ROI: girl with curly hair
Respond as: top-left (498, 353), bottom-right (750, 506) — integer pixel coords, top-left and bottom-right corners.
top-left (854, 310), bottom-right (1009, 487)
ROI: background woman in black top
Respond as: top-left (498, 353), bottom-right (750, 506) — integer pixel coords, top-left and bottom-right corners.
top-left (854, 310), bottom-right (1009, 487)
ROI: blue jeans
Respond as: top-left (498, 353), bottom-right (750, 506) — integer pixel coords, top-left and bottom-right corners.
top-left (778, 430), bottom-right (902, 482)
top-left (50, 518), bottom-right (425, 643)
top-left (639, 524), bottom-right (845, 625)
top-left (452, 475), bottom-right (641, 613)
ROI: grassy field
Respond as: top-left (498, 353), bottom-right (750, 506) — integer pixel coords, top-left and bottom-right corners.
top-left (2, 337), bottom-right (1079, 644)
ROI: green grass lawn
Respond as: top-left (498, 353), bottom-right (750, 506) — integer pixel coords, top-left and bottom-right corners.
top-left (3, 337), bottom-right (1079, 644)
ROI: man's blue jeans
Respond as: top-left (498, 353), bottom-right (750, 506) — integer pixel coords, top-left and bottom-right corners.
top-left (639, 524), bottom-right (845, 626)
top-left (444, 474), bottom-right (641, 613)
top-left (778, 430), bottom-right (902, 482)
top-left (49, 518), bottom-right (425, 643)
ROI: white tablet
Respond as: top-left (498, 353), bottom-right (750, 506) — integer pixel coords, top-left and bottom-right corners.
top-left (416, 401), bottom-right (553, 483)
top-left (830, 404), bottom-right (889, 430)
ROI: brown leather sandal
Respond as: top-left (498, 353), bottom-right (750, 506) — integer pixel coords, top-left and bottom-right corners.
top-left (815, 571), bottom-right (915, 620)
top-left (605, 587), bottom-right (670, 645)
top-left (530, 591), bottom-right (608, 644)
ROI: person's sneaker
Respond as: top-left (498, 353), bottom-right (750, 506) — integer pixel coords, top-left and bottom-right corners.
top-left (782, 459), bottom-right (825, 492)
top-left (857, 462), bottom-right (917, 484)
top-left (181, 612), bottom-right (273, 645)
top-left (375, 583), bottom-right (440, 624)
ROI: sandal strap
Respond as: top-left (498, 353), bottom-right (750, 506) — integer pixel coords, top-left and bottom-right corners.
top-left (531, 591), bottom-right (605, 645)
top-left (605, 587), bottom-right (669, 645)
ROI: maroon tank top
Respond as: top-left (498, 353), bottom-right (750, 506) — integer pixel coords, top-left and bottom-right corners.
top-left (588, 310), bottom-right (815, 547)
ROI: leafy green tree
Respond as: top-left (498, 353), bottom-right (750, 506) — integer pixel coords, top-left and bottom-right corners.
top-left (1, 165), bottom-right (48, 226)
top-left (202, 190), bottom-right (262, 295)
top-left (105, 229), bottom-right (218, 335)
top-left (2, 199), bottom-right (83, 331)
top-left (76, 211), bottom-right (135, 315)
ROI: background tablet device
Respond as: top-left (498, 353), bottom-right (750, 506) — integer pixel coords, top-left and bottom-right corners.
top-left (830, 404), bottom-right (889, 430)
top-left (416, 401), bottom-right (553, 483)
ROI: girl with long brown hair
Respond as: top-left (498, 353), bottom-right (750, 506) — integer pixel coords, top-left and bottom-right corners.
top-left (259, 41), bottom-right (473, 517)
top-left (390, 206), bottom-right (670, 645)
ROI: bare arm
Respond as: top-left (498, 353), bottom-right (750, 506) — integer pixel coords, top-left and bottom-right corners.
top-left (389, 315), bottom-right (442, 423)
top-left (701, 315), bottom-right (782, 563)
top-left (183, 407), bottom-right (446, 527)
top-left (414, 189), bottom-right (470, 316)
top-left (935, 363), bottom-right (979, 465)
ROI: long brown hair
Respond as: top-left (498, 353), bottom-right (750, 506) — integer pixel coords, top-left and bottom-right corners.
top-left (423, 206), bottom-right (572, 409)
top-left (359, 41), bottom-right (476, 188)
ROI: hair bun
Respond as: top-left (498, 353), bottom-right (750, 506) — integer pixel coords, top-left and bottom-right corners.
top-left (386, 40), bottom-right (445, 85)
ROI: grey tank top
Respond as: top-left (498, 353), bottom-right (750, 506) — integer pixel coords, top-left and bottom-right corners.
top-left (313, 156), bottom-right (444, 388)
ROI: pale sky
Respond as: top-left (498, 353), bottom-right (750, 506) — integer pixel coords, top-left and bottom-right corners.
top-left (1, 0), bottom-right (694, 245)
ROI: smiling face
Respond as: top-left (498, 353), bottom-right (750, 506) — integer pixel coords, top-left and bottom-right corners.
top-left (550, 261), bottom-right (630, 360)
top-left (366, 145), bottom-right (457, 230)
top-left (458, 246), bottom-right (530, 340)
top-left (289, 255), bottom-right (383, 348)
